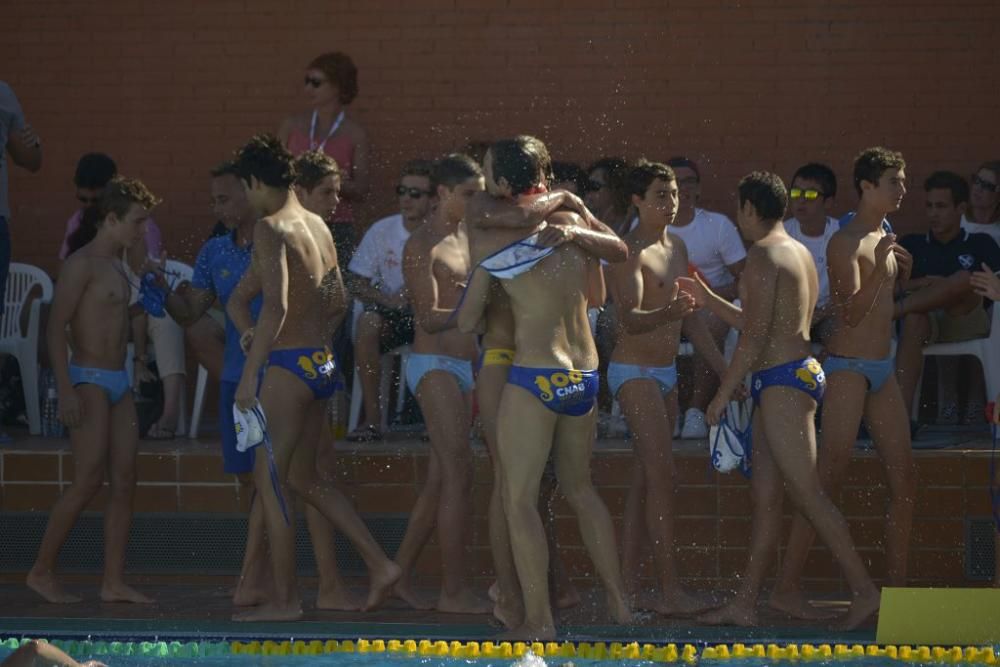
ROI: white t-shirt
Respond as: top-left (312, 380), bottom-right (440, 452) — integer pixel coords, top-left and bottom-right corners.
top-left (961, 214), bottom-right (1000, 245)
top-left (785, 216), bottom-right (838, 309)
top-left (348, 213), bottom-right (411, 295)
top-left (668, 208), bottom-right (746, 288)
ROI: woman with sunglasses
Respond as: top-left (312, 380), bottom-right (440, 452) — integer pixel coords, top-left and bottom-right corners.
top-left (963, 160), bottom-right (1000, 245)
top-left (278, 52), bottom-right (370, 267)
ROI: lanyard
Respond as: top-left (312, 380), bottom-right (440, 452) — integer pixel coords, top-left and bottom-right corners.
top-left (309, 109), bottom-right (345, 152)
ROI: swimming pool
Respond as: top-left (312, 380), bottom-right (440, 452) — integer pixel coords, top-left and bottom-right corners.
top-left (2, 638), bottom-right (998, 666)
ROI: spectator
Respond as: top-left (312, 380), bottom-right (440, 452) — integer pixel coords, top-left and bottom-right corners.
top-left (279, 51), bottom-right (369, 267)
top-left (551, 161), bottom-right (587, 195)
top-left (345, 159), bottom-right (434, 441)
top-left (0, 81), bottom-right (42, 316)
top-left (60, 154), bottom-right (186, 439)
top-left (963, 160), bottom-right (1000, 244)
top-left (895, 171), bottom-right (1000, 429)
top-left (784, 163), bottom-right (840, 343)
top-left (584, 157), bottom-right (631, 235)
top-left (666, 156), bottom-right (747, 439)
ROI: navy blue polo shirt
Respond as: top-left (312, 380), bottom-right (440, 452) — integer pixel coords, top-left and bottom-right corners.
top-left (899, 229), bottom-right (1000, 280)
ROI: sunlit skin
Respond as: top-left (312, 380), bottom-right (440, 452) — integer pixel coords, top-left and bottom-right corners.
top-left (295, 173), bottom-right (342, 223)
top-left (970, 168), bottom-right (1000, 225)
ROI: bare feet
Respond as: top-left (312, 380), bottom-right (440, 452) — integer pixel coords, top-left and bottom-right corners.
top-left (554, 586), bottom-right (581, 610)
top-left (768, 589), bottom-right (839, 620)
top-left (646, 589), bottom-right (715, 617)
top-left (492, 595), bottom-right (524, 630)
top-left (26, 569), bottom-right (82, 604)
top-left (393, 580), bottom-right (434, 610)
top-left (232, 584), bottom-right (269, 608)
top-left (837, 590), bottom-right (880, 631)
top-left (364, 561), bottom-right (402, 612)
top-left (233, 602), bottom-right (304, 622)
top-left (437, 588), bottom-right (492, 615)
top-left (100, 581), bottom-right (153, 604)
top-left (607, 591), bottom-right (634, 625)
top-left (497, 623), bottom-right (557, 641)
top-left (316, 584), bottom-right (364, 612)
top-left (487, 581), bottom-right (499, 602)
top-left (697, 599), bottom-right (758, 627)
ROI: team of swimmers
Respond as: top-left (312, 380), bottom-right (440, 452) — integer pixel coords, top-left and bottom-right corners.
top-left (26, 134), bottom-right (1000, 639)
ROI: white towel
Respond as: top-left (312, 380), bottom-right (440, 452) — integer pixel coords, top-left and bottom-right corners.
top-left (233, 400), bottom-right (268, 453)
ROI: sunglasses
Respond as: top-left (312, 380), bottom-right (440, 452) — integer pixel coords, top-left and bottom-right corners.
top-left (585, 180), bottom-right (607, 193)
top-left (396, 185), bottom-right (432, 199)
top-left (304, 76), bottom-right (325, 88)
top-left (972, 175), bottom-right (998, 193)
top-left (789, 188), bottom-right (824, 200)
top-left (76, 194), bottom-right (100, 206)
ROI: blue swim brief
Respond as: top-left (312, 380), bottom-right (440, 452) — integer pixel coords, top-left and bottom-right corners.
top-left (405, 353), bottom-right (474, 394)
top-left (822, 354), bottom-right (894, 394)
top-left (750, 356), bottom-right (826, 406)
top-left (69, 364), bottom-right (131, 405)
top-left (607, 362), bottom-right (677, 398)
top-left (267, 347), bottom-right (337, 400)
top-left (218, 380), bottom-right (254, 474)
top-left (507, 365), bottom-right (599, 417)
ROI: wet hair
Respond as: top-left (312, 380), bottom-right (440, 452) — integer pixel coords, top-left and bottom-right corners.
top-left (666, 156), bottom-right (701, 182)
top-left (431, 153), bottom-right (483, 191)
top-left (400, 159), bottom-right (434, 181)
top-left (294, 150), bottom-right (340, 192)
top-left (853, 147), bottom-right (905, 197)
top-left (738, 171), bottom-right (788, 222)
top-left (460, 141), bottom-right (491, 167)
top-left (67, 176), bottom-right (160, 255)
top-left (233, 134), bottom-right (297, 189)
top-left (626, 160), bottom-right (676, 199)
top-left (488, 136), bottom-right (552, 196)
top-left (791, 163), bottom-right (837, 199)
top-left (924, 171), bottom-right (969, 206)
top-left (551, 161), bottom-right (587, 194)
top-left (587, 157), bottom-right (630, 212)
top-left (974, 160), bottom-right (1000, 182)
top-left (210, 160), bottom-right (241, 179)
top-left (73, 153), bottom-right (117, 189)
top-left (307, 52), bottom-right (359, 105)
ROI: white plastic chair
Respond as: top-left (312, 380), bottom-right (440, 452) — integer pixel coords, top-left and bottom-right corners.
top-left (162, 259), bottom-right (207, 439)
top-left (912, 304), bottom-right (1000, 419)
top-left (348, 345), bottom-right (411, 435)
top-left (0, 263), bottom-right (54, 435)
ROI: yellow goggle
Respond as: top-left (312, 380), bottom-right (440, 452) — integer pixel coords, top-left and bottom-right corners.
top-left (789, 188), bottom-right (823, 200)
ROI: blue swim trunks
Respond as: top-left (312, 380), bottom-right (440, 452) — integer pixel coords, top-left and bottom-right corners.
top-left (69, 364), bottom-right (131, 405)
top-left (823, 354), bottom-right (895, 394)
top-left (750, 356), bottom-right (826, 406)
top-left (507, 366), bottom-right (599, 417)
top-left (267, 347), bottom-right (337, 400)
top-left (607, 362), bottom-right (677, 398)
top-left (405, 353), bottom-right (474, 394)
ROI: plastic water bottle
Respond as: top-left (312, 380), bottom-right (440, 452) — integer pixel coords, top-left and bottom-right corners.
top-left (41, 369), bottom-right (63, 438)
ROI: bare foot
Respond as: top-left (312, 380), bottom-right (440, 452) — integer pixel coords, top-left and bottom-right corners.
top-left (393, 580), bottom-right (434, 610)
top-left (838, 590), bottom-right (880, 631)
top-left (437, 588), bottom-right (492, 615)
top-left (698, 599), bottom-right (757, 627)
top-left (648, 589), bottom-right (716, 617)
top-left (487, 581), bottom-right (499, 602)
top-left (607, 591), bottom-right (634, 625)
top-left (554, 586), bottom-right (581, 610)
top-left (232, 585), bottom-right (269, 607)
top-left (100, 582), bottom-right (153, 604)
top-left (497, 623), bottom-right (556, 641)
top-left (364, 561), bottom-right (402, 612)
top-left (492, 596), bottom-right (524, 630)
top-left (316, 584), bottom-right (364, 612)
top-left (768, 589), bottom-right (839, 620)
top-left (26, 570), bottom-right (82, 604)
top-left (233, 602), bottom-right (303, 622)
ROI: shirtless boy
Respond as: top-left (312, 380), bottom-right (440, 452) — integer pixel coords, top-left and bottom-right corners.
top-left (28, 177), bottom-right (159, 605)
top-left (463, 136), bottom-right (627, 628)
top-left (226, 135), bottom-right (399, 621)
top-left (391, 154), bottom-right (487, 613)
top-left (770, 147), bottom-right (917, 618)
top-left (607, 160), bottom-right (728, 616)
top-left (680, 171), bottom-right (879, 630)
top-left (460, 137), bottom-right (633, 639)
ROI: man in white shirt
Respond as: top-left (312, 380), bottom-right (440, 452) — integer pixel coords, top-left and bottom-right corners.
top-left (961, 160), bottom-right (1000, 244)
top-left (784, 163), bottom-right (840, 343)
top-left (666, 157), bottom-right (747, 438)
top-left (346, 160), bottom-right (435, 441)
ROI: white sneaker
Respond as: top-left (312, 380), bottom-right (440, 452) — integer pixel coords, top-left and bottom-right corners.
top-left (680, 408), bottom-right (708, 439)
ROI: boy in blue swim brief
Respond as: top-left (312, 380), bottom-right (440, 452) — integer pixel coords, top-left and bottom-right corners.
top-left (29, 177), bottom-right (160, 606)
top-left (682, 170), bottom-right (878, 631)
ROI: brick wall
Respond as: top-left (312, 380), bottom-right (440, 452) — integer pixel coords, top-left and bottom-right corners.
top-left (4, 1), bottom-right (1000, 277)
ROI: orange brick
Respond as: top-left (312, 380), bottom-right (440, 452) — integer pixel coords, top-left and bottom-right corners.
top-left (133, 485), bottom-right (178, 513)
top-left (4, 483), bottom-right (61, 511)
top-left (178, 454), bottom-right (230, 484)
top-left (3, 453), bottom-right (60, 482)
top-left (179, 486), bottom-right (241, 513)
top-left (136, 454), bottom-right (177, 483)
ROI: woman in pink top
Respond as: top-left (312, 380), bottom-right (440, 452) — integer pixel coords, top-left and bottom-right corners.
top-left (279, 51), bottom-right (370, 265)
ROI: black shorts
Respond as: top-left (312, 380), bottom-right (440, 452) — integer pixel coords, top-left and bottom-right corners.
top-left (363, 302), bottom-right (415, 353)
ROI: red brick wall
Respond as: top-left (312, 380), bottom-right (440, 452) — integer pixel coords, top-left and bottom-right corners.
top-left (4, 1), bottom-right (1000, 276)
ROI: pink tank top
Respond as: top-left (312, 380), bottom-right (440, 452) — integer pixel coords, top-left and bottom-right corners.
top-left (287, 127), bottom-right (355, 225)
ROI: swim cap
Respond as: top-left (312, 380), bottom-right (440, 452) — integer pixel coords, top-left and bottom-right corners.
top-left (709, 400), bottom-right (752, 474)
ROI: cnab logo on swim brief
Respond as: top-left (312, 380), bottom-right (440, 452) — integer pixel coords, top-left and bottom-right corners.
top-left (534, 371), bottom-right (586, 403)
top-left (958, 254), bottom-right (975, 270)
